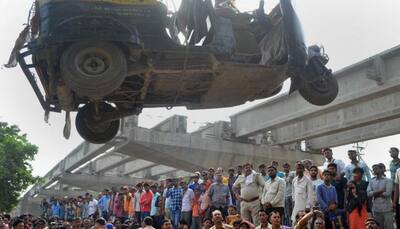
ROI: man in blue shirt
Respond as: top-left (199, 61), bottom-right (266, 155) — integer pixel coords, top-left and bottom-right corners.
top-left (51, 198), bottom-right (60, 218)
top-left (344, 150), bottom-right (371, 182)
top-left (150, 185), bottom-right (162, 228)
top-left (317, 170), bottom-right (338, 229)
top-left (98, 189), bottom-right (110, 220)
top-left (189, 174), bottom-right (201, 191)
top-left (166, 179), bottom-right (183, 229)
top-left (316, 170), bottom-right (338, 212)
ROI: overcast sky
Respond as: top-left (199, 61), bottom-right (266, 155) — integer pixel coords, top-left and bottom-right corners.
top-left (1, 0), bottom-right (400, 177)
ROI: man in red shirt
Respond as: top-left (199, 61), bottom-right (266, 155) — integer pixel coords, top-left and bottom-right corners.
top-left (139, 183), bottom-right (154, 222)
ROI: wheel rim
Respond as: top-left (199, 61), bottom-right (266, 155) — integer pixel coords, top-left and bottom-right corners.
top-left (85, 119), bottom-right (113, 134)
top-left (76, 102), bottom-right (120, 144)
top-left (310, 77), bottom-right (330, 94)
top-left (75, 48), bottom-right (112, 77)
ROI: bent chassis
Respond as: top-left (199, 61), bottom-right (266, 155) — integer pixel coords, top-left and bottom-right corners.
top-left (15, 0), bottom-right (337, 143)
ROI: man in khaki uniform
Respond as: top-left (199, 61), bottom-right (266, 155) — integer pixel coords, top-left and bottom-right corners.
top-left (233, 163), bottom-right (265, 225)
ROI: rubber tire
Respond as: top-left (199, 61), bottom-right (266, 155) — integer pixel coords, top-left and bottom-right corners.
top-left (60, 41), bottom-right (127, 98)
top-left (299, 74), bottom-right (339, 106)
top-left (75, 103), bottom-right (120, 144)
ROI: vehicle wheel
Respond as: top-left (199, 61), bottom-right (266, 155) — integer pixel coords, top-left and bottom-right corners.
top-left (75, 103), bottom-right (120, 144)
top-left (60, 41), bottom-right (127, 98)
top-left (298, 73), bottom-right (338, 106)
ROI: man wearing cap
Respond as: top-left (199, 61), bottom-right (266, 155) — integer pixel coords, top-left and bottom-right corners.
top-left (368, 164), bottom-right (393, 229)
top-left (189, 173), bottom-right (202, 192)
top-left (233, 163), bottom-right (265, 225)
top-left (321, 148), bottom-right (345, 177)
top-left (142, 216), bottom-right (156, 229)
top-left (261, 165), bottom-right (285, 221)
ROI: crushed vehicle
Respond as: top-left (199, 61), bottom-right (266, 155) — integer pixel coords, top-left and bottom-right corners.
top-left (6, 0), bottom-right (338, 144)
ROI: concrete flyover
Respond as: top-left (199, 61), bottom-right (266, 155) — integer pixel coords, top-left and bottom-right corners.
top-left (17, 115), bottom-right (320, 216)
top-left (230, 45), bottom-right (400, 149)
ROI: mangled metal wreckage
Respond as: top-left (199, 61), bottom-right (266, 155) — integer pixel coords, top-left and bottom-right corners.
top-left (7, 0), bottom-right (338, 143)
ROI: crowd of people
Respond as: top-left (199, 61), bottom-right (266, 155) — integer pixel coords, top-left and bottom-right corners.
top-left (3, 147), bottom-right (400, 229)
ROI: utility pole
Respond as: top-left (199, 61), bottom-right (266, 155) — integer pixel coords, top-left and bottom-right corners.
top-left (353, 142), bottom-right (365, 161)
top-left (352, 142), bottom-right (372, 172)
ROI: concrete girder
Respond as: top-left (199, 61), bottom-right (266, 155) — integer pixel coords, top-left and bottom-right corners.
top-left (24, 139), bottom-right (125, 198)
top-left (149, 166), bottom-right (178, 177)
top-left (230, 45), bottom-right (400, 146)
top-left (117, 126), bottom-right (323, 172)
top-left (123, 159), bottom-right (157, 176)
top-left (306, 118), bottom-right (400, 149)
top-left (129, 164), bottom-right (176, 178)
top-left (151, 115), bottom-right (187, 134)
top-left (59, 174), bottom-right (150, 191)
top-left (94, 153), bottom-right (135, 174)
top-left (152, 170), bottom-right (193, 180)
top-left (38, 189), bottom-right (95, 198)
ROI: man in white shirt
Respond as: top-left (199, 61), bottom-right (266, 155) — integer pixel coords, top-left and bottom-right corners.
top-left (210, 210), bottom-right (232, 229)
top-left (162, 179), bottom-right (172, 219)
top-left (292, 162), bottom-right (314, 223)
top-left (181, 181), bottom-right (195, 227)
top-left (261, 166), bottom-right (285, 223)
top-left (255, 210), bottom-right (269, 229)
top-left (134, 183), bottom-right (144, 223)
top-left (87, 195), bottom-right (98, 218)
top-left (309, 165), bottom-right (323, 207)
top-left (322, 148), bottom-right (345, 177)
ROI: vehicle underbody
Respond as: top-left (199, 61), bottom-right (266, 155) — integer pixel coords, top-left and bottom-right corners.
top-left (7, 0), bottom-right (338, 143)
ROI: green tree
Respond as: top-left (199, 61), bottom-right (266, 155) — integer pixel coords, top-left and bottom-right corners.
top-left (0, 122), bottom-right (39, 212)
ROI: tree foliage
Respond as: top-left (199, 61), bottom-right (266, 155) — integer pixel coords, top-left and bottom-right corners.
top-left (0, 122), bottom-right (39, 212)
